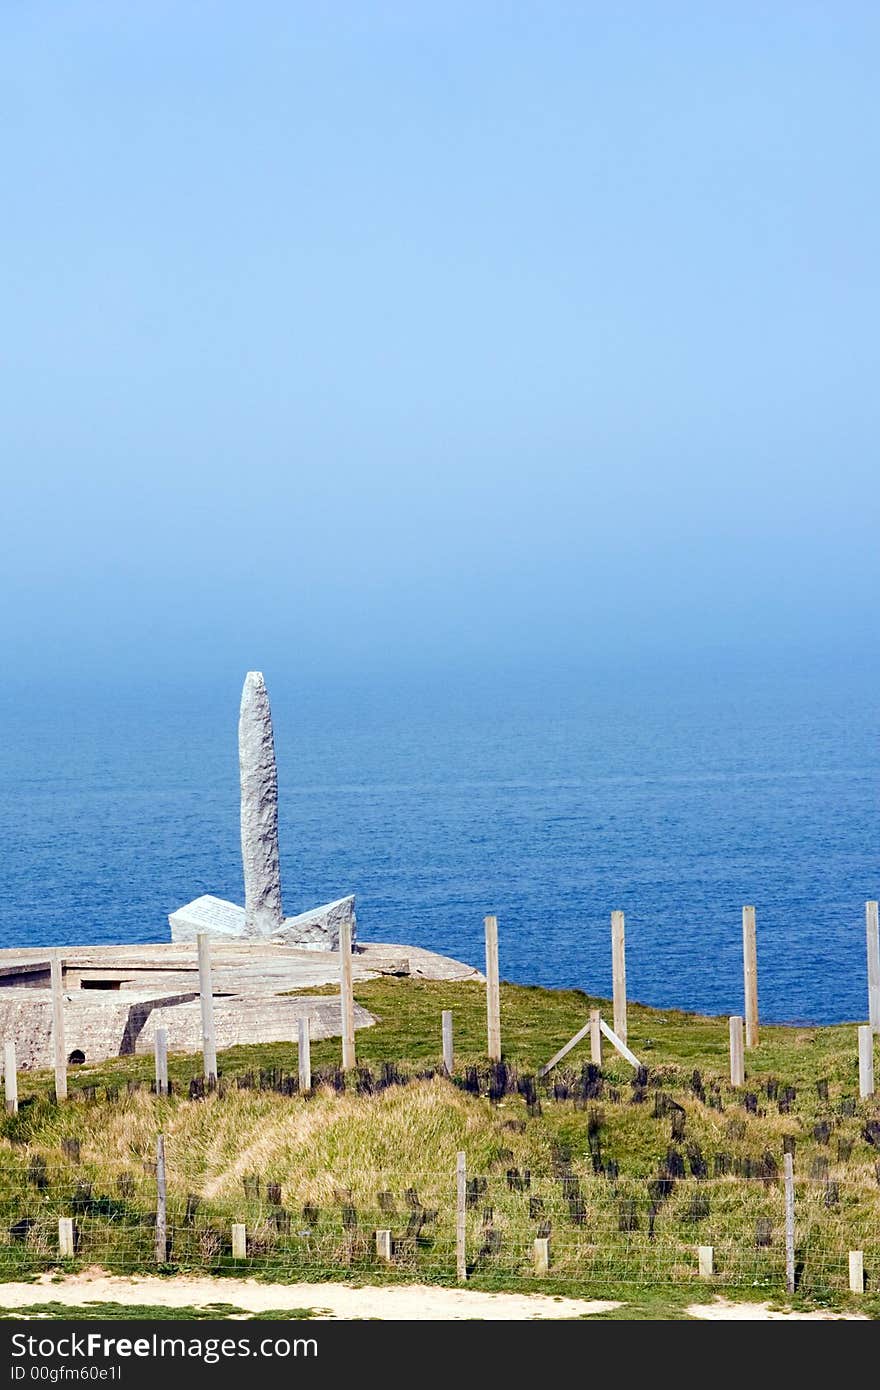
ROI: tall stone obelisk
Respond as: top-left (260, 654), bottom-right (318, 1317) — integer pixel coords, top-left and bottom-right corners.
top-left (238, 671), bottom-right (284, 936)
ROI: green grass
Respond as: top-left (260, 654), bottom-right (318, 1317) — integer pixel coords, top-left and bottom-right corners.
top-left (0, 977), bottom-right (877, 1318)
top-left (0, 1303), bottom-right (321, 1320)
top-left (16, 974), bottom-right (868, 1106)
top-left (284, 975), bottom-right (865, 1097)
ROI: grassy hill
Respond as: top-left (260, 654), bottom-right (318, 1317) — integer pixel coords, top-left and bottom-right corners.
top-left (1, 976), bottom-right (878, 1316)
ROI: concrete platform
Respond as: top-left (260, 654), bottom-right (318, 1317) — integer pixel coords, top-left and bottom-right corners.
top-left (0, 940), bottom-right (482, 1069)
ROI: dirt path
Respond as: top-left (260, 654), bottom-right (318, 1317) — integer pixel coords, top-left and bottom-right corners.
top-left (0, 1272), bottom-right (619, 1320)
top-left (1, 1276), bottom-right (867, 1321)
top-left (687, 1297), bottom-right (867, 1321)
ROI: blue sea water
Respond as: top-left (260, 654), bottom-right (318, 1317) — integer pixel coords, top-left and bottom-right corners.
top-left (0, 661), bottom-right (876, 1025)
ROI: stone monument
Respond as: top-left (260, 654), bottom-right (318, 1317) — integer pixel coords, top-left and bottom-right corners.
top-left (169, 671), bottom-right (356, 950)
top-left (238, 671), bottom-right (283, 936)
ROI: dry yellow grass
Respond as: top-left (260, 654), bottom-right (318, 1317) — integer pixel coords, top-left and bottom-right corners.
top-left (73, 1079), bottom-right (534, 1211)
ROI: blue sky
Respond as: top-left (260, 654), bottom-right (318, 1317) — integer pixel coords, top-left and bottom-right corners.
top-left (2, 3), bottom-right (878, 688)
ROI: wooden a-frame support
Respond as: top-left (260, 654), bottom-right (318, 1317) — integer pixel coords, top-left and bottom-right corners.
top-left (538, 1012), bottom-right (641, 1077)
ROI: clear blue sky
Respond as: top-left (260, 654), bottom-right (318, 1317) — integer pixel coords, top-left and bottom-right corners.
top-left (3, 3), bottom-right (878, 689)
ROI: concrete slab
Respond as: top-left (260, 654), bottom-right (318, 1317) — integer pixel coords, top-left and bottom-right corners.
top-left (0, 940), bottom-right (481, 1068)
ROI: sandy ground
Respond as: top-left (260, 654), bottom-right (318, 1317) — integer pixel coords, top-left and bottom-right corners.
top-left (0, 1276), bottom-right (868, 1320)
top-left (687, 1297), bottom-right (867, 1321)
top-left (0, 1272), bottom-right (619, 1321)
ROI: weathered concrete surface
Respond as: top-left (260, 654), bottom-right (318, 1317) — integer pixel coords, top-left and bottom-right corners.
top-left (3, 942), bottom-right (480, 994)
top-left (0, 941), bottom-right (481, 1069)
top-left (0, 989), bottom-right (198, 1069)
top-left (238, 671), bottom-right (283, 936)
top-left (0, 961), bottom-right (50, 988)
top-left (16, 943), bottom-right (480, 989)
top-left (169, 893), bottom-right (357, 951)
top-left (135, 994), bottom-right (374, 1055)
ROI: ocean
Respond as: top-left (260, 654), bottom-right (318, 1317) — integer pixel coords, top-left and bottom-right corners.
top-left (1, 660), bottom-right (876, 1025)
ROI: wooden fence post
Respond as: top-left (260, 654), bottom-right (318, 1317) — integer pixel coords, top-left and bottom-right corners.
top-left (848, 1250), bottom-right (865, 1294)
top-left (698, 1245), bottom-right (714, 1279)
top-left (442, 1010), bottom-right (454, 1075)
top-left (485, 915), bottom-right (501, 1061)
top-left (743, 906), bottom-right (759, 1048)
top-left (155, 1133), bottom-right (167, 1264)
top-left (298, 1015), bottom-right (311, 1093)
top-left (4, 1040), bottom-right (18, 1116)
top-left (533, 1236), bottom-right (550, 1274)
top-left (50, 950), bottom-right (67, 1102)
top-left (375, 1229), bottom-right (392, 1263)
top-left (231, 1223), bottom-right (247, 1259)
top-left (590, 1009), bottom-right (602, 1065)
top-left (784, 1151), bottom-right (795, 1295)
top-left (867, 900), bottom-right (880, 1034)
top-left (340, 919), bottom-right (356, 1070)
top-left (729, 1015), bottom-right (744, 1086)
top-left (197, 933), bottom-right (217, 1085)
top-left (58, 1216), bottom-right (75, 1259)
top-left (455, 1150), bottom-right (467, 1282)
top-left (611, 911), bottom-right (627, 1043)
top-left (154, 1028), bottom-right (168, 1098)
top-left (858, 1024), bottom-right (874, 1099)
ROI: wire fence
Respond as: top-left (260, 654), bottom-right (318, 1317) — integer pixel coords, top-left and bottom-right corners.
top-left (1, 1158), bottom-right (878, 1295)
top-left (1, 1058), bottom-right (878, 1297)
